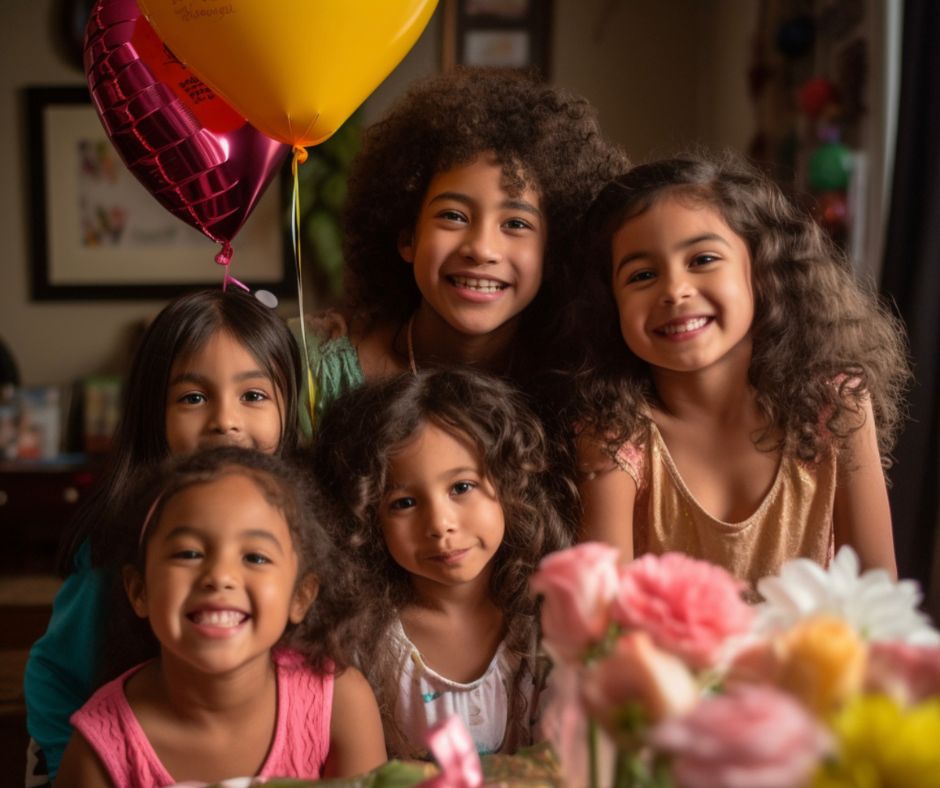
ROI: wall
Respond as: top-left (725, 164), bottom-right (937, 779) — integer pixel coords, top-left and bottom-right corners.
top-left (0, 0), bottom-right (755, 386)
top-left (553, 0), bottom-right (756, 161)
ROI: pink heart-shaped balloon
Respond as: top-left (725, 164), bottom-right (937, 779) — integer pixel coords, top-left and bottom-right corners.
top-left (83, 0), bottom-right (288, 250)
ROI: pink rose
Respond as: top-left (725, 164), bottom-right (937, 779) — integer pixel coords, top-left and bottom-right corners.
top-left (530, 542), bottom-right (621, 662)
top-left (649, 685), bottom-right (831, 788)
top-left (612, 553), bottom-right (753, 669)
top-left (865, 641), bottom-right (940, 706)
top-left (582, 630), bottom-right (698, 739)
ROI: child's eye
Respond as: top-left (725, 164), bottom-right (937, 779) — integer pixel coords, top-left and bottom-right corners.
top-left (503, 218), bottom-right (532, 231)
top-left (626, 270), bottom-right (656, 285)
top-left (437, 209), bottom-right (467, 223)
top-left (388, 496), bottom-right (417, 511)
top-left (244, 552), bottom-right (271, 565)
top-left (691, 253), bottom-right (720, 267)
top-left (451, 481), bottom-right (476, 496)
top-left (242, 389), bottom-right (270, 403)
top-left (179, 392), bottom-right (207, 405)
top-left (172, 549), bottom-right (202, 560)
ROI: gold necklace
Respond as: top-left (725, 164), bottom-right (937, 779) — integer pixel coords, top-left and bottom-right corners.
top-left (405, 313), bottom-right (418, 375)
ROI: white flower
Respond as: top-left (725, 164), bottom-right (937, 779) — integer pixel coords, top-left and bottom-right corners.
top-left (754, 547), bottom-right (939, 645)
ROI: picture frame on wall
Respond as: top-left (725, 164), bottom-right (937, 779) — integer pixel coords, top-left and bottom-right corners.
top-left (442, 0), bottom-right (553, 77)
top-left (26, 85), bottom-right (289, 301)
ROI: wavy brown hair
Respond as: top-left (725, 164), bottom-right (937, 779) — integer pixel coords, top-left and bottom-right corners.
top-left (572, 151), bottom-right (910, 465)
top-left (311, 368), bottom-right (571, 757)
top-left (102, 447), bottom-right (362, 682)
top-left (342, 66), bottom-right (628, 379)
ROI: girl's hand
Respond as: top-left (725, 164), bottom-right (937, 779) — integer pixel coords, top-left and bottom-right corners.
top-left (833, 397), bottom-right (898, 579)
top-left (322, 666), bottom-right (387, 778)
top-left (576, 430), bottom-right (638, 561)
top-left (51, 733), bottom-right (111, 788)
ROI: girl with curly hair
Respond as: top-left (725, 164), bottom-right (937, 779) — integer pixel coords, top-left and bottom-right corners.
top-left (56, 447), bottom-right (386, 786)
top-left (298, 66), bottom-right (627, 426)
top-left (572, 151), bottom-right (910, 589)
top-left (311, 368), bottom-right (571, 758)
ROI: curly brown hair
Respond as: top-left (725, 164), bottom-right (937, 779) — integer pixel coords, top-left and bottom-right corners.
top-left (311, 368), bottom-right (571, 756)
top-left (102, 447), bottom-right (363, 682)
top-left (342, 66), bottom-right (628, 367)
top-left (572, 150), bottom-right (911, 466)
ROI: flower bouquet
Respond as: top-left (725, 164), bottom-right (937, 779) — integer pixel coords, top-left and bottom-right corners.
top-left (530, 544), bottom-right (940, 788)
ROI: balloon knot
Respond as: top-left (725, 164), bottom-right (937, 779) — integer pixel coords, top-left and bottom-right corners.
top-left (292, 146), bottom-right (309, 165)
top-left (214, 242), bottom-right (234, 266)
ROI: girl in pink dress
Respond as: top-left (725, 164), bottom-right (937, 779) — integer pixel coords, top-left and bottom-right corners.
top-left (55, 447), bottom-right (386, 786)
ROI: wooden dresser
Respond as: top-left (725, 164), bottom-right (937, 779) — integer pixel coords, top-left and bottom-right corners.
top-left (0, 457), bottom-right (96, 774)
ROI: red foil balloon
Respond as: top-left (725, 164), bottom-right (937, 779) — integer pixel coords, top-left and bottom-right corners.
top-left (83, 0), bottom-right (288, 252)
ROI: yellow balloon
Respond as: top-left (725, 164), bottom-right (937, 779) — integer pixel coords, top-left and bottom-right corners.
top-left (138, 0), bottom-right (438, 147)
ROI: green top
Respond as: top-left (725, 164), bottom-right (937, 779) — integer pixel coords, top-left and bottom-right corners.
top-left (292, 315), bottom-right (366, 436)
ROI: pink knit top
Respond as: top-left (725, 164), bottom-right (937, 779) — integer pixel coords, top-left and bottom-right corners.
top-left (71, 649), bottom-right (333, 786)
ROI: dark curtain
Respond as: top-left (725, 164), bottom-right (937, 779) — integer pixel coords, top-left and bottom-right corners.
top-left (880, 0), bottom-right (940, 591)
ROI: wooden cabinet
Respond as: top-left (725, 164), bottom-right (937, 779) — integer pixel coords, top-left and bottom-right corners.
top-left (0, 458), bottom-right (97, 574)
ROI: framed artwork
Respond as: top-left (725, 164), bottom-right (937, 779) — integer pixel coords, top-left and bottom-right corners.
top-left (26, 86), bottom-right (289, 300)
top-left (442, 0), bottom-right (553, 77)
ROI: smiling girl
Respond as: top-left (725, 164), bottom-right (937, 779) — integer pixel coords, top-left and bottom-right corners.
top-left (570, 152), bottom-right (910, 589)
top-left (55, 447), bottom-right (385, 786)
top-left (295, 67), bottom-right (627, 426)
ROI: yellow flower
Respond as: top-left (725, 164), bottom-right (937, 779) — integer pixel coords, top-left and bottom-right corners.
top-left (813, 695), bottom-right (940, 787)
top-left (777, 616), bottom-right (867, 716)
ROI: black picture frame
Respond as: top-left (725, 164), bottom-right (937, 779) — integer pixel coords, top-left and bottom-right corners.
top-left (443, 0), bottom-right (553, 77)
top-left (26, 85), bottom-right (290, 301)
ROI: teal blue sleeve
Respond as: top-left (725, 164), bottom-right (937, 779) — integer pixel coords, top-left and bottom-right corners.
top-left (23, 542), bottom-right (107, 781)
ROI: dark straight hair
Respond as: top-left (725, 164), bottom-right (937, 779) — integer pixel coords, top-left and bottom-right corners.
top-left (59, 289), bottom-right (302, 571)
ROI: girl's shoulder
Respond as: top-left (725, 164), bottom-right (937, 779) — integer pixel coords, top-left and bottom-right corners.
top-left (576, 418), bottom-right (651, 489)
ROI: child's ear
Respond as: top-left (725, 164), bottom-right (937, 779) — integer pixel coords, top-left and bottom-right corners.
top-left (289, 573), bottom-right (319, 624)
top-left (398, 229), bottom-right (416, 264)
top-left (123, 565), bottom-right (149, 619)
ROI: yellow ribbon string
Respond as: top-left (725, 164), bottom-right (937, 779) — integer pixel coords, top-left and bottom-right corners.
top-left (290, 145), bottom-right (317, 428)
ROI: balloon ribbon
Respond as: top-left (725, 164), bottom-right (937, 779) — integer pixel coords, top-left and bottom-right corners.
top-left (290, 145), bottom-right (317, 427)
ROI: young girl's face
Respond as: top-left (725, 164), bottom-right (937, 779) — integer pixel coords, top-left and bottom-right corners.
top-left (379, 422), bottom-right (505, 593)
top-left (399, 153), bottom-right (546, 339)
top-left (165, 329), bottom-right (283, 455)
top-left (610, 196), bottom-right (755, 376)
top-left (127, 472), bottom-right (316, 676)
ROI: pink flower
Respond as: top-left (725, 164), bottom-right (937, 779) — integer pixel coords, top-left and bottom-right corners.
top-left (865, 642), bottom-right (940, 706)
top-left (612, 553), bottom-right (753, 669)
top-left (649, 685), bottom-right (831, 788)
top-left (530, 542), bottom-right (621, 662)
top-left (582, 630), bottom-right (698, 738)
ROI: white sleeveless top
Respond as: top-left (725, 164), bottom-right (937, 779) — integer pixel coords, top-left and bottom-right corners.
top-left (388, 619), bottom-right (523, 758)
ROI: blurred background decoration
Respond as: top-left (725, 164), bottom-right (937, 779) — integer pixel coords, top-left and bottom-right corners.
top-left (286, 112), bottom-right (363, 309)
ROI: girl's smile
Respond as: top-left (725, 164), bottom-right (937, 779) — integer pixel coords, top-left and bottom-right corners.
top-left (185, 606), bottom-right (250, 637)
top-left (653, 315), bottom-right (714, 339)
top-left (399, 154), bottom-right (545, 341)
top-left (447, 274), bottom-right (510, 301)
top-left (611, 196), bottom-right (754, 376)
top-left (127, 472), bottom-right (313, 676)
